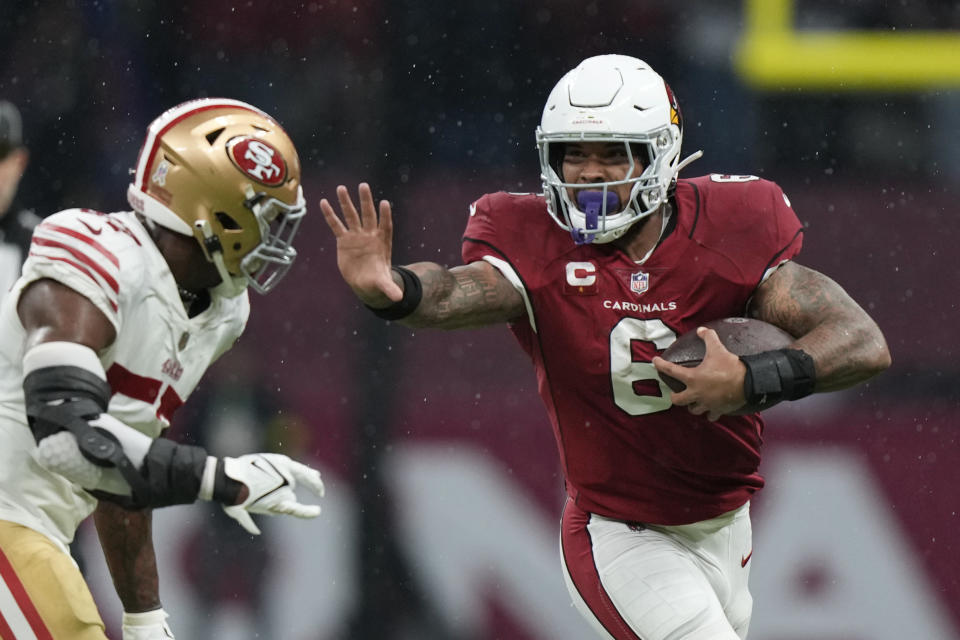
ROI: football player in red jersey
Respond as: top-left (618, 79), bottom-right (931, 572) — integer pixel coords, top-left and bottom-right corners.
top-left (0, 99), bottom-right (325, 639)
top-left (321, 55), bottom-right (890, 639)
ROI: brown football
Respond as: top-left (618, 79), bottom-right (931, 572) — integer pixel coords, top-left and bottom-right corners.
top-left (659, 317), bottom-right (795, 396)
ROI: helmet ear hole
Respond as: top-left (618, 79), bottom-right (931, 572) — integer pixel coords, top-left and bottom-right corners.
top-left (205, 128), bottom-right (226, 145)
top-left (215, 211), bottom-right (241, 230)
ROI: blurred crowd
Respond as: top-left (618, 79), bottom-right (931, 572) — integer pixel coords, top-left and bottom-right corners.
top-left (2, 0), bottom-right (955, 217)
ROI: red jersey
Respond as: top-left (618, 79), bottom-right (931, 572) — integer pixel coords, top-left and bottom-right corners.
top-left (461, 174), bottom-right (803, 525)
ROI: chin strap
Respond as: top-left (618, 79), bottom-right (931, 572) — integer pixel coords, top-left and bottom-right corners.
top-left (195, 219), bottom-right (247, 298)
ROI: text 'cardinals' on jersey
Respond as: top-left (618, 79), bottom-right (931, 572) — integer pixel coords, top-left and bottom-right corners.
top-left (462, 175), bottom-right (802, 525)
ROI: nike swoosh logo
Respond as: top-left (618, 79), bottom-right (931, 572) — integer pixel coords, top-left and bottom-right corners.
top-left (741, 550), bottom-right (753, 568)
top-left (249, 458), bottom-right (290, 506)
top-left (469, 203), bottom-right (477, 217)
top-left (78, 220), bottom-right (103, 235)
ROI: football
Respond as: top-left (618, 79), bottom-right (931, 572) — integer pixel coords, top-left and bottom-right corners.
top-left (658, 317), bottom-right (795, 393)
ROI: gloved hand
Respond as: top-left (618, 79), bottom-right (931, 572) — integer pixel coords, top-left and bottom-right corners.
top-left (122, 608), bottom-right (174, 639)
top-left (220, 453), bottom-right (325, 535)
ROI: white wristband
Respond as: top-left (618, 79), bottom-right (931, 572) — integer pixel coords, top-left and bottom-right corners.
top-left (197, 456), bottom-right (218, 501)
top-left (122, 607), bottom-right (169, 627)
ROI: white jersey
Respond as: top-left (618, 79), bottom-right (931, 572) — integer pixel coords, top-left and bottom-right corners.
top-left (0, 208), bottom-right (249, 549)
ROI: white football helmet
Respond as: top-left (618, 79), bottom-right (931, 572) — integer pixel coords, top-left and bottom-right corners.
top-left (127, 98), bottom-right (305, 296)
top-left (537, 55), bottom-right (686, 244)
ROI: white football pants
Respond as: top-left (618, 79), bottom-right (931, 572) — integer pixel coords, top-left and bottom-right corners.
top-left (560, 499), bottom-right (753, 640)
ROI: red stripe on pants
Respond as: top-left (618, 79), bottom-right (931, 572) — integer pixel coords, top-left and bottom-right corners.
top-left (0, 545), bottom-right (54, 640)
top-left (561, 499), bottom-right (643, 640)
top-left (0, 609), bottom-right (18, 640)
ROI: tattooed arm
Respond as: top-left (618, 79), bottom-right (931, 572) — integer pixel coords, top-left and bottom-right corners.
top-left (393, 261), bottom-right (524, 329)
top-left (320, 183), bottom-right (524, 329)
top-left (93, 502), bottom-right (162, 612)
top-left (653, 260), bottom-right (891, 419)
top-left (749, 261), bottom-right (891, 391)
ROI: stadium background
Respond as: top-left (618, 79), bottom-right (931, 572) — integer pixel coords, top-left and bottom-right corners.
top-left (2, 0), bottom-right (958, 638)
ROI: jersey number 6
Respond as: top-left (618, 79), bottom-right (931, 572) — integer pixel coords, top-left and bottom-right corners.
top-left (609, 317), bottom-right (677, 416)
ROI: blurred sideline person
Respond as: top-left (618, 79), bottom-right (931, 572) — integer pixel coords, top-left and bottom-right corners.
top-left (0, 99), bottom-right (92, 575)
top-left (0, 100), bottom-right (40, 304)
top-left (321, 55), bottom-right (890, 640)
top-left (0, 99), bottom-right (325, 640)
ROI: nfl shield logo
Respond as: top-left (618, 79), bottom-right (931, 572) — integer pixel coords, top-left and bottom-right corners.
top-left (630, 271), bottom-right (649, 295)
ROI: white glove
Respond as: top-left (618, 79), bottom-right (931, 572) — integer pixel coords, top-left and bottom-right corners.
top-left (221, 453), bottom-right (325, 535)
top-left (122, 608), bottom-right (174, 639)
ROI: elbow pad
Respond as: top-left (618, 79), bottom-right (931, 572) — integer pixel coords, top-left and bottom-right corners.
top-left (23, 342), bottom-right (208, 509)
top-left (23, 345), bottom-right (111, 444)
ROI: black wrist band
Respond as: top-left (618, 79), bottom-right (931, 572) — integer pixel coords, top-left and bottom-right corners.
top-left (365, 266), bottom-right (423, 321)
top-left (740, 348), bottom-right (816, 412)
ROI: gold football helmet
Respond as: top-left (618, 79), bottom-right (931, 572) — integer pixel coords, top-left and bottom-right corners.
top-left (127, 98), bottom-right (305, 296)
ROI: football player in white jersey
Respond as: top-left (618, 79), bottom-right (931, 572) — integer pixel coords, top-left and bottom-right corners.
top-left (0, 99), bottom-right (325, 639)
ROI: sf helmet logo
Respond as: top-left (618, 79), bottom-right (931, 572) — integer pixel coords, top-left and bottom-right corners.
top-left (227, 136), bottom-right (286, 186)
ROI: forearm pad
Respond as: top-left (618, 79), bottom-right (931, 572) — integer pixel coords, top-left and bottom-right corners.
top-left (85, 437), bottom-right (210, 510)
top-left (740, 348), bottom-right (816, 412)
top-left (88, 442), bottom-right (242, 510)
top-left (138, 438), bottom-right (208, 508)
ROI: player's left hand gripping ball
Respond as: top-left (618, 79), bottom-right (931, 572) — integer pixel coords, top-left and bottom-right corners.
top-left (222, 453), bottom-right (325, 534)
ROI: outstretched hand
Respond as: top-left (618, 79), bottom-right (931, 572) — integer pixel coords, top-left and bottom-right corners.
top-left (320, 183), bottom-right (403, 306)
top-left (652, 327), bottom-right (747, 421)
